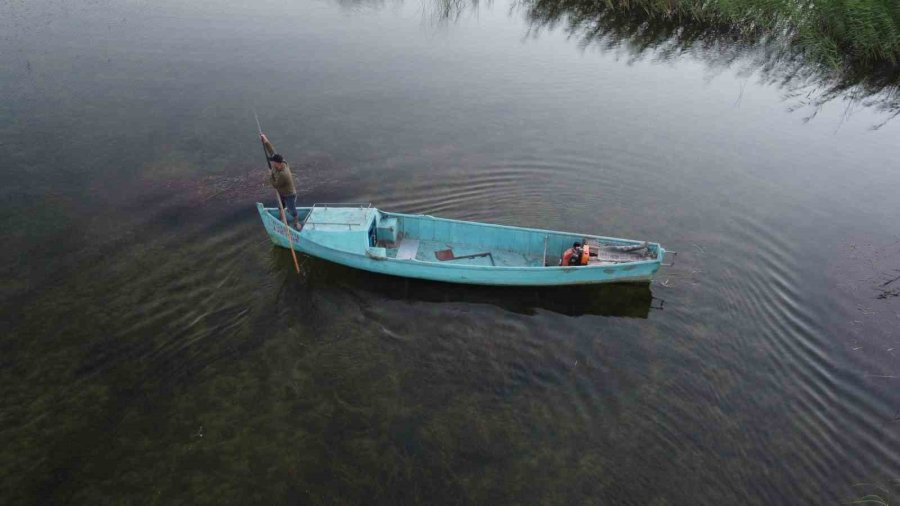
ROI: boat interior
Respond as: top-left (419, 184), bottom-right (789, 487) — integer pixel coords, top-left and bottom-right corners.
top-left (373, 211), bottom-right (658, 268)
top-left (266, 205), bottom-right (659, 268)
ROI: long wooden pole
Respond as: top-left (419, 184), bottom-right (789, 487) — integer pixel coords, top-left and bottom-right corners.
top-left (255, 113), bottom-right (301, 274)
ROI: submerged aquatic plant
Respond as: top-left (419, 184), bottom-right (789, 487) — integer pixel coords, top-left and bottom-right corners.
top-left (849, 480), bottom-right (900, 506)
top-left (849, 495), bottom-right (890, 506)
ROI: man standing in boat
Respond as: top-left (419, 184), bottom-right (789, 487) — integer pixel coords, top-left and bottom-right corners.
top-left (260, 134), bottom-right (300, 229)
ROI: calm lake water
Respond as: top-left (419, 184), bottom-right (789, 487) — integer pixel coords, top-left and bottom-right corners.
top-left (3, 0), bottom-right (900, 503)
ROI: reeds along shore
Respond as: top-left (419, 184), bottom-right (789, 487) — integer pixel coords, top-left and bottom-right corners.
top-left (509, 0), bottom-right (900, 120)
top-left (520, 0), bottom-right (900, 71)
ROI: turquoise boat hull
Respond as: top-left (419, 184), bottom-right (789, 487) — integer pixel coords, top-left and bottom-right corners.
top-left (257, 203), bottom-right (665, 286)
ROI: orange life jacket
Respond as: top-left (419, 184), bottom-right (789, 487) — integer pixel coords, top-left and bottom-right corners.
top-left (562, 245), bottom-right (590, 266)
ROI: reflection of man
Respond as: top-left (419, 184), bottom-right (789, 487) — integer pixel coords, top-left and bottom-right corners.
top-left (260, 134), bottom-right (299, 229)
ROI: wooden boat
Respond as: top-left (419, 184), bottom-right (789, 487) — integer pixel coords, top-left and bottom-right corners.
top-left (257, 203), bottom-right (668, 286)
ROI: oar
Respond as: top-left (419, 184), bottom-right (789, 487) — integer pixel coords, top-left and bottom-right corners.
top-left (255, 112), bottom-right (301, 274)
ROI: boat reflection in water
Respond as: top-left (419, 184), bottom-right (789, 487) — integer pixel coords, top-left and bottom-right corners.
top-left (278, 253), bottom-right (658, 318)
